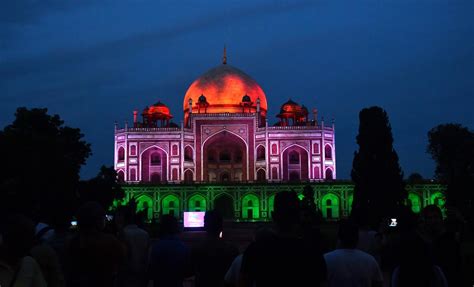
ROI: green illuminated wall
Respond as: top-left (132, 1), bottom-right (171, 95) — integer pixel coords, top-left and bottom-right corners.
top-left (121, 182), bottom-right (445, 222)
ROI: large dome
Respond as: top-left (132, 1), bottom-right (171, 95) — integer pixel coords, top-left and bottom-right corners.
top-left (183, 64), bottom-right (268, 114)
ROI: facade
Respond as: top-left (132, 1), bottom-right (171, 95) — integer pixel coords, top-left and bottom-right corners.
top-left (114, 56), bottom-right (336, 185)
top-left (120, 182), bottom-right (446, 222)
top-left (114, 53), bottom-right (445, 221)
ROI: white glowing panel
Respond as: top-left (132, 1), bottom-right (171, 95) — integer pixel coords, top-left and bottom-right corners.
top-left (183, 212), bottom-right (205, 228)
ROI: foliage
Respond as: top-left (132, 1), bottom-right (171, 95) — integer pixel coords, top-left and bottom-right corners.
top-left (0, 107), bottom-right (91, 221)
top-left (407, 172), bottom-right (424, 184)
top-left (78, 166), bottom-right (125, 211)
top-left (427, 124), bottom-right (474, 219)
top-left (351, 106), bottom-right (406, 227)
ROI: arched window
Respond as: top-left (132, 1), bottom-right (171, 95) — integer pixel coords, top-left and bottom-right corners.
top-left (184, 146), bottom-right (193, 162)
top-left (289, 151), bottom-right (300, 164)
top-left (118, 147), bottom-right (125, 162)
top-left (172, 145), bottom-right (178, 156)
top-left (172, 169), bottom-right (178, 181)
top-left (129, 168), bottom-right (136, 181)
top-left (325, 145), bottom-right (332, 160)
top-left (272, 167), bottom-right (278, 179)
top-left (325, 168), bottom-right (333, 180)
top-left (150, 152), bottom-right (161, 165)
top-left (117, 170), bottom-right (125, 182)
top-left (313, 142), bottom-right (320, 154)
top-left (188, 194), bottom-right (206, 212)
top-left (169, 201), bottom-right (175, 208)
top-left (130, 145), bottom-right (137, 156)
top-left (326, 199), bottom-right (332, 205)
top-left (257, 169), bottom-right (266, 182)
top-left (313, 166), bottom-right (320, 179)
top-left (271, 144), bottom-right (277, 154)
top-left (242, 194), bottom-right (260, 220)
top-left (257, 146), bottom-right (265, 161)
top-left (184, 170), bottom-right (193, 183)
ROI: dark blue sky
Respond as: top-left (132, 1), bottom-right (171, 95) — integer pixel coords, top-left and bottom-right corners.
top-left (1, 0), bottom-right (473, 179)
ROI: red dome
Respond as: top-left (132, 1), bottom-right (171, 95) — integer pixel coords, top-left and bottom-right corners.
top-left (144, 101), bottom-right (172, 120)
top-left (183, 64), bottom-right (268, 114)
top-left (279, 99), bottom-right (302, 114)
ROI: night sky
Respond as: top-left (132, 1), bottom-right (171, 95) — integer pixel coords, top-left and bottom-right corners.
top-left (1, 0), bottom-right (473, 179)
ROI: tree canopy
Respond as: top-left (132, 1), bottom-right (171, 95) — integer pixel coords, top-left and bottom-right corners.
top-left (0, 107), bottom-right (92, 221)
top-left (351, 106), bottom-right (406, 227)
top-left (427, 123), bottom-right (474, 219)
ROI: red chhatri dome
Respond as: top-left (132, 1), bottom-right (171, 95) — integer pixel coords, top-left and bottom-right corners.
top-left (279, 99), bottom-right (301, 114)
top-left (144, 101), bottom-right (172, 120)
top-left (183, 64), bottom-right (268, 114)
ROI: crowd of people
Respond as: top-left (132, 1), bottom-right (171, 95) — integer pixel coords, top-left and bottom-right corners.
top-left (0, 191), bottom-right (464, 287)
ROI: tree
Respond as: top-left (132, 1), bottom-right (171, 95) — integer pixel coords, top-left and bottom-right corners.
top-left (0, 107), bottom-right (91, 221)
top-left (301, 184), bottom-right (317, 211)
top-left (78, 166), bottom-right (125, 210)
top-left (351, 107), bottom-right (406, 227)
top-left (407, 172), bottom-right (424, 184)
top-left (427, 124), bottom-right (474, 219)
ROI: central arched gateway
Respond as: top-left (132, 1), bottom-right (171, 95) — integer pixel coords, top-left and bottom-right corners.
top-left (203, 131), bottom-right (247, 182)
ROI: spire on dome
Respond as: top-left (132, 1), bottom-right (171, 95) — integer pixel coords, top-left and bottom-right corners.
top-left (222, 45), bottom-right (227, 65)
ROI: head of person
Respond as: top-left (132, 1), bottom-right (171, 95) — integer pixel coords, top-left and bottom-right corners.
top-left (77, 201), bottom-right (106, 232)
top-left (159, 214), bottom-right (179, 237)
top-left (1, 214), bottom-right (36, 262)
top-left (119, 205), bottom-right (136, 226)
top-left (420, 205), bottom-right (443, 235)
top-left (204, 210), bottom-right (223, 238)
top-left (337, 219), bottom-right (359, 249)
top-left (272, 191), bottom-right (300, 232)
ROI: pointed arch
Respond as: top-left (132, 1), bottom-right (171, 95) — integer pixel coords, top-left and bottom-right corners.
top-left (325, 168), bottom-right (333, 180)
top-left (325, 144), bottom-right (333, 160)
top-left (162, 194), bottom-right (180, 217)
top-left (408, 193), bottom-right (421, 213)
top-left (136, 195), bottom-right (153, 222)
top-left (281, 144), bottom-right (310, 181)
top-left (321, 193), bottom-right (340, 219)
top-left (184, 145), bottom-right (194, 162)
top-left (140, 145), bottom-right (168, 183)
top-left (188, 194), bottom-right (206, 212)
top-left (256, 144), bottom-right (266, 161)
top-left (242, 194), bottom-right (260, 220)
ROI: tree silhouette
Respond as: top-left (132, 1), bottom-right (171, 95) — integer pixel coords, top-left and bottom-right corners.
top-left (0, 107), bottom-right (91, 221)
top-left (301, 184), bottom-right (317, 211)
top-left (427, 124), bottom-right (474, 220)
top-left (78, 165), bottom-right (125, 210)
top-left (407, 172), bottom-right (424, 184)
top-left (351, 107), bottom-right (406, 227)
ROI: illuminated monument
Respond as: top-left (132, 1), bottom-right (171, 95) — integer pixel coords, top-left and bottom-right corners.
top-left (114, 50), bottom-right (444, 221)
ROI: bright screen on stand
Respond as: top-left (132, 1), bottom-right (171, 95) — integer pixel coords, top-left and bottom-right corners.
top-left (183, 212), bottom-right (205, 228)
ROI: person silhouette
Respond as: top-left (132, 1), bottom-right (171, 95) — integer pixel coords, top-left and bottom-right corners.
top-left (191, 210), bottom-right (238, 287)
top-left (240, 191), bottom-right (326, 287)
top-left (324, 219), bottom-right (383, 287)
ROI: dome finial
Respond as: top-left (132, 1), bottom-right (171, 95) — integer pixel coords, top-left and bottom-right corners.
top-left (222, 45), bottom-right (227, 65)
